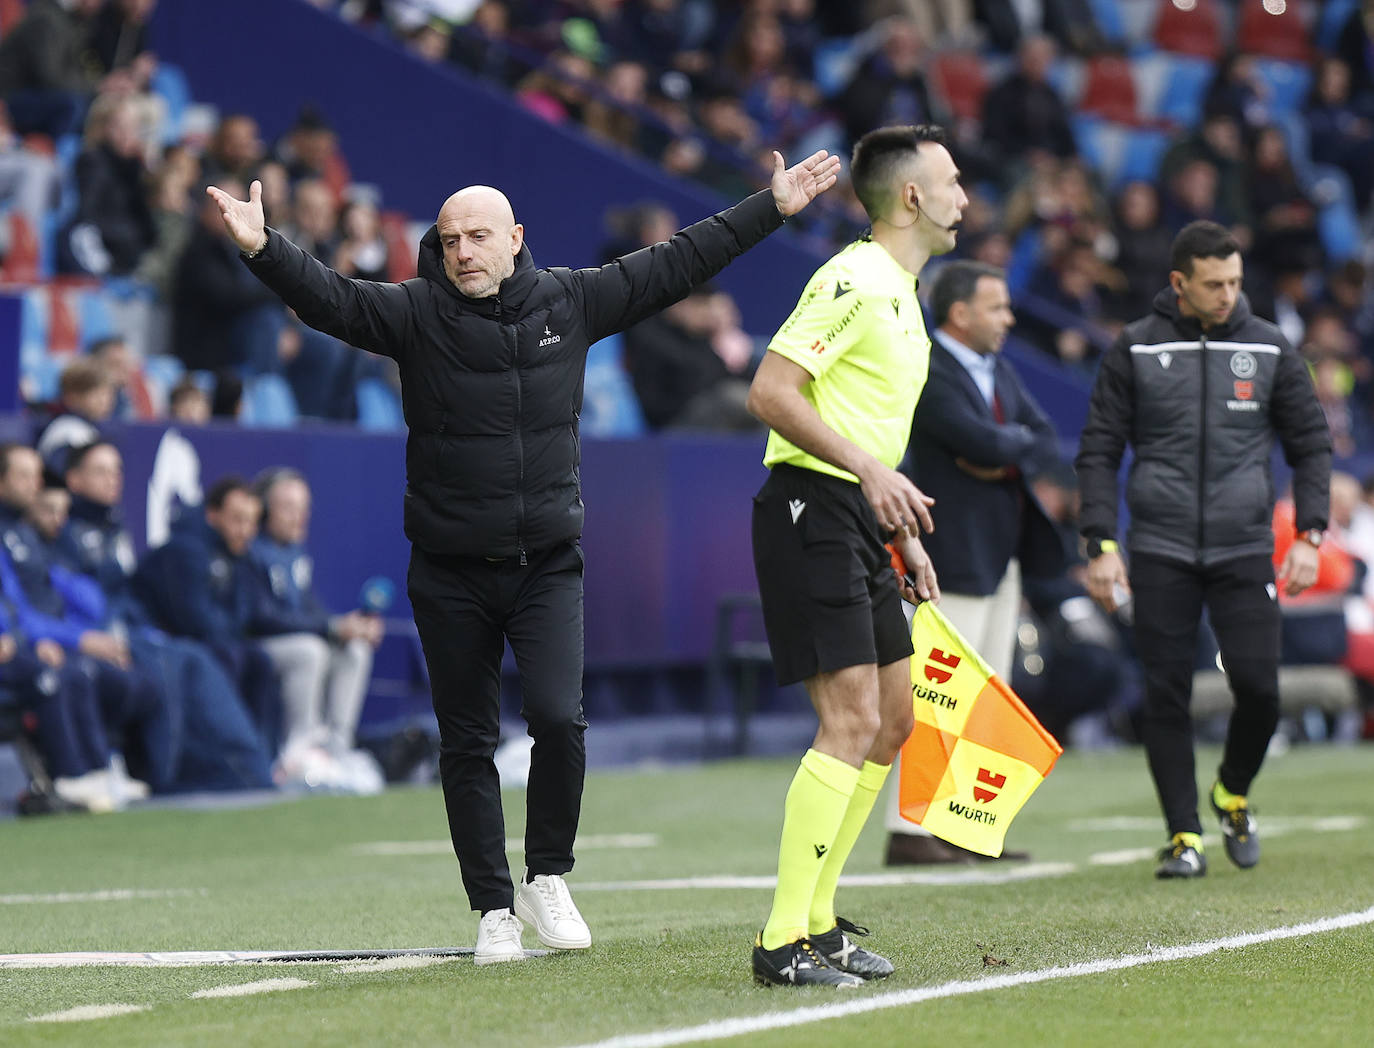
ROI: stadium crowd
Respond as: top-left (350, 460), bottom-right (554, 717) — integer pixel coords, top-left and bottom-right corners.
top-left (3, 0), bottom-right (1374, 814)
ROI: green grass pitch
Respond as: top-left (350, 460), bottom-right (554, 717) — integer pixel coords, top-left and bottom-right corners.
top-left (2, 742), bottom-right (1371, 1047)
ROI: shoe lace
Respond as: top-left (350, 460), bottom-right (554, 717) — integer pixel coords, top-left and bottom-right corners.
top-left (1223, 806), bottom-right (1254, 836)
top-left (483, 910), bottom-right (521, 943)
top-left (796, 940), bottom-right (833, 967)
top-left (534, 875), bottom-right (576, 919)
top-left (835, 917), bottom-right (870, 938)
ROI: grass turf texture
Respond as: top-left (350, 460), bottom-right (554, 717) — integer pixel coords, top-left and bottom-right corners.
top-left (2, 743), bottom-right (1371, 1047)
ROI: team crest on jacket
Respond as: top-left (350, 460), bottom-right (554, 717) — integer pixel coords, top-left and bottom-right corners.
top-left (1229, 351), bottom-right (1257, 378)
top-left (539, 326), bottom-right (561, 347)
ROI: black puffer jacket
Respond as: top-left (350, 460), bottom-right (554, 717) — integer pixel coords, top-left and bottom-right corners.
top-left (1076, 289), bottom-right (1331, 566)
top-left (245, 190), bottom-right (784, 558)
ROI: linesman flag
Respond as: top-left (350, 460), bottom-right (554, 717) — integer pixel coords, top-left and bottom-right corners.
top-left (898, 601), bottom-right (1063, 857)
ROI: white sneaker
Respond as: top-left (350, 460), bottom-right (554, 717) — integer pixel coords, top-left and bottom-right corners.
top-left (52, 770), bottom-right (118, 813)
top-left (474, 908), bottom-right (527, 966)
top-left (514, 871), bottom-right (591, 949)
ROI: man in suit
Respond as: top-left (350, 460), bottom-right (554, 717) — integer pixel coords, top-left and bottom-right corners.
top-left (884, 260), bottom-right (1066, 864)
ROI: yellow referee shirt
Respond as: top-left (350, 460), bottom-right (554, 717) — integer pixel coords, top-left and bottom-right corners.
top-left (762, 238), bottom-right (931, 481)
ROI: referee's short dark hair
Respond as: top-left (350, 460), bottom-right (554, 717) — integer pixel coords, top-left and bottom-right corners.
top-left (1170, 221), bottom-right (1241, 276)
top-left (929, 261), bottom-right (1006, 328)
top-left (851, 124), bottom-right (948, 223)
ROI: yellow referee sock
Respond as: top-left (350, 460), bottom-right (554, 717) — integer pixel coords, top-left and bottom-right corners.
top-left (809, 760), bottom-right (889, 935)
top-left (760, 749), bottom-right (860, 951)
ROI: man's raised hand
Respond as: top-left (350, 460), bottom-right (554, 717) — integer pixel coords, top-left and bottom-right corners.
top-left (206, 180), bottom-right (268, 255)
top-left (770, 149), bottom-right (842, 217)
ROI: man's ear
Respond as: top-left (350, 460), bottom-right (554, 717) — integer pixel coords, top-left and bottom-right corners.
top-left (511, 223), bottom-right (525, 254)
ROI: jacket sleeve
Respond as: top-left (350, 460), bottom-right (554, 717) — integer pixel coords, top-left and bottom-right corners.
top-left (1271, 341), bottom-right (1333, 533)
top-left (0, 555), bottom-right (85, 649)
top-left (138, 544), bottom-right (230, 645)
top-left (912, 369), bottom-right (1045, 469)
top-left (1074, 332), bottom-right (1135, 541)
top-left (572, 190), bottom-right (785, 343)
top-left (243, 228), bottom-right (414, 359)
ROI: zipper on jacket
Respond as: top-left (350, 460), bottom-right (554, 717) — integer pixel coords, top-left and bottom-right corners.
top-left (505, 298), bottom-right (527, 556)
top-left (1197, 332), bottom-right (1207, 559)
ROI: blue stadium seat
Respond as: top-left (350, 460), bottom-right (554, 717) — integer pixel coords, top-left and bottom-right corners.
top-left (142, 354), bottom-right (185, 396)
top-left (240, 373), bottom-right (299, 427)
top-left (1118, 127), bottom-right (1170, 185)
top-left (581, 334), bottom-right (646, 438)
top-left (1086, 0), bottom-right (1128, 47)
top-left (150, 64), bottom-right (192, 145)
top-left (811, 38), bottom-right (859, 98)
top-left (356, 376), bottom-right (405, 431)
top-left (76, 287), bottom-right (117, 345)
top-left (1153, 53), bottom-right (1213, 127)
top-left (1317, 0), bottom-right (1359, 51)
top-left (1252, 59), bottom-right (1313, 119)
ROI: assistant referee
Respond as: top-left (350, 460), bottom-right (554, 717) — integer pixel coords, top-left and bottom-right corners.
top-left (746, 125), bottom-right (968, 988)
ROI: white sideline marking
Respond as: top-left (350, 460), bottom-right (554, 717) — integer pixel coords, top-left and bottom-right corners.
top-left (1087, 814), bottom-right (1368, 866)
top-left (190, 978), bottom-right (315, 999)
top-left (0, 889), bottom-right (198, 905)
top-left (351, 833), bottom-right (659, 856)
top-left (562, 906), bottom-right (1374, 1048)
top-left (27, 1004), bottom-right (148, 1023)
top-left (576, 864), bottom-right (1077, 892)
top-left (0, 948), bottom-right (477, 969)
top-left (334, 955), bottom-right (458, 974)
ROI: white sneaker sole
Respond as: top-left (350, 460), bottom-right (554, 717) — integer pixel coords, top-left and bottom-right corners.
top-left (474, 948), bottom-right (529, 966)
top-left (513, 896), bottom-right (591, 950)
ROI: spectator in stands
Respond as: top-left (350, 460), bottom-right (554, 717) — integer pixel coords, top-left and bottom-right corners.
top-left (1159, 112), bottom-right (1253, 232)
top-left (0, 0), bottom-right (103, 137)
top-left (1021, 239), bottom-right (1107, 368)
top-left (623, 283), bottom-right (761, 432)
top-left (624, 0), bottom-right (715, 77)
top-left (0, 101), bottom-right (60, 269)
top-left (88, 336), bottom-right (152, 422)
top-left (1247, 125), bottom-right (1324, 282)
top-left (333, 195), bottom-right (391, 282)
top-left (168, 377), bottom-right (212, 425)
top-left (132, 475), bottom-right (283, 760)
top-left (60, 442), bottom-right (277, 790)
top-left (173, 177), bottom-right (289, 373)
top-left (0, 443), bottom-right (170, 796)
top-left (1307, 56), bottom-right (1374, 211)
top-left (516, 50), bottom-right (597, 125)
top-left (1107, 181), bottom-right (1173, 322)
top-left (34, 357), bottom-right (116, 484)
top-left (836, 17), bottom-right (934, 151)
top-left (271, 105), bottom-right (350, 198)
top-left (250, 468), bottom-right (383, 784)
top-left (60, 92), bottom-right (157, 277)
top-left (864, 0), bottom-right (973, 48)
top-left (284, 178), bottom-right (341, 262)
top-left (208, 141), bottom-right (839, 964)
top-left (28, 485), bottom-right (70, 546)
top-left (981, 34), bottom-right (1076, 176)
top-left (1203, 53), bottom-right (1273, 132)
top-left (448, 1), bottom-right (522, 85)
top-left (88, 0), bottom-right (157, 80)
top-left (1162, 157), bottom-right (1226, 232)
top-left (583, 59), bottom-right (650, 153)
top-left (204, 113), bottom-right (266, 185)
top-left (1336, 0), bottom-right (1374, 107)
top-left (136, 143), bottom-right (201, 298)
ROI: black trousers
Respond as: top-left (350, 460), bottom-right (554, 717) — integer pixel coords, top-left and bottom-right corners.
top-left (1130, 552), bottom-right (1281, 837)
top-left (408, 541), bottom-right (587, 913)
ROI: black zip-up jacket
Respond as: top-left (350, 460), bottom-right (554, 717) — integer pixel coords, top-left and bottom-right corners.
top-left (244, 191), bottom-right (785, 559)
top-left (1075, 288), bottom-right (1331, 566)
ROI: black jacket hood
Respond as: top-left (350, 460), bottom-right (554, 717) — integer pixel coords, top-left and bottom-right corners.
top-left (1149, 286), bottom-right (1254, 338)
top-left (416, 225), bottom-right (539, 314)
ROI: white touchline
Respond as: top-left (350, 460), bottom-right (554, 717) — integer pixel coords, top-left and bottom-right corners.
top-left (27, 1004), bottom-right (148, 1023)
top-left (576, 864), bottom-right (1076, 892)
top-left (560, 906), bottom-right (1374, 1048)
top-left (351, 833), bottom-right (659, 856)
top-left (0, 889), bottom-right (199, 905)
top-left (190, 978), bottom-right (315, 998)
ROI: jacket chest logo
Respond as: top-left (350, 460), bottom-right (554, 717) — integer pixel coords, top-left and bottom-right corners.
top-left (1229, 351), bottom-right (1257, 378)
top-left (1158, 352), bottom-right (1172, 369)
top-left (539, 326), bottom-right (562, 348)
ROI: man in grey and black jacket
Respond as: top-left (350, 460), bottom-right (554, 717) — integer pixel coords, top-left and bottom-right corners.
top-left (1075, 221), bottom-right (1331, 880)
top-left (206, 149), bottom-right (840, 963)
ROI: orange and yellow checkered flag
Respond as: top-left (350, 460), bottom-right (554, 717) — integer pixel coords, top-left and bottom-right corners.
top-left (898, 601), bottom-right (1063, 856)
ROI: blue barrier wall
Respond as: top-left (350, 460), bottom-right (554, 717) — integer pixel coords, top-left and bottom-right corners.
top-left (147, 0), bottom-right (829, 334)
top-left (111, 420), bottom-right (768, 668)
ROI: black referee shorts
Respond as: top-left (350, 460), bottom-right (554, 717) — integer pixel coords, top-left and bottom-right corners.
top-left (752, 463), bottom-right (913, 686)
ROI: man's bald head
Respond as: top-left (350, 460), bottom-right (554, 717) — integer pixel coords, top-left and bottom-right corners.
top-left (436, 185), bottom-right (524, 298)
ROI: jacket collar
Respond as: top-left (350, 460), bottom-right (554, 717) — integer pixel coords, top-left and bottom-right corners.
top-left (68, 494), bottom-right (119, 528)
top-left (416, 225), bottom-right (539, 317)
top-left (1151, 286), bottom-right (1254, 338)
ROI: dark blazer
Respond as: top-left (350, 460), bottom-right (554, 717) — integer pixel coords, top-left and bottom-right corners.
top-left (906, 336), bottom-right (1066, 596)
